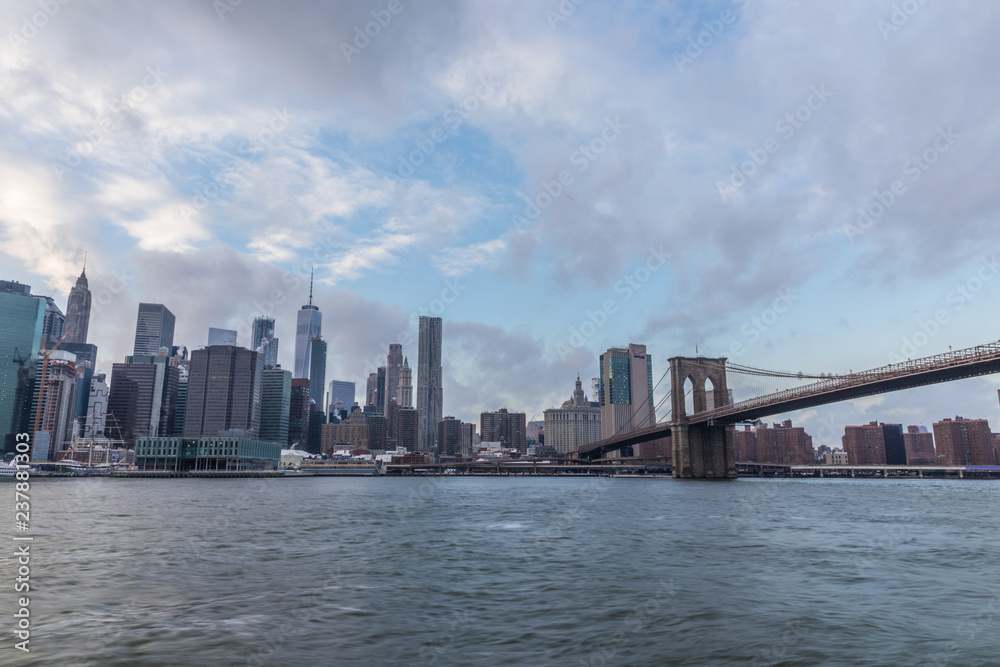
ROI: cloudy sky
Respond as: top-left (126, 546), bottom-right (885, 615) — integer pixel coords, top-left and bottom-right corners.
top-left (2, 0), bottom-right (1000, 445)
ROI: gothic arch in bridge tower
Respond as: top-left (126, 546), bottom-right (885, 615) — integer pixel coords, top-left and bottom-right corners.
top-left (668, 357), bottom-right (737, 479)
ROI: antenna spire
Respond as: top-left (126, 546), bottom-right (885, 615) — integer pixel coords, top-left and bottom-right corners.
top-left (308, 266), bottom-right (314, 306)
top-left (82, 251), bottom-right (87, 275)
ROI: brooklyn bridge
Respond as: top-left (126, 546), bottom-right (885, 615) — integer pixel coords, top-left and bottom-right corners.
top-left (578, 341), bottom-right (1000, 478)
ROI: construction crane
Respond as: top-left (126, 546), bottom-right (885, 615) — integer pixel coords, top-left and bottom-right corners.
top-left (32, 332), bottom-right (69, 436)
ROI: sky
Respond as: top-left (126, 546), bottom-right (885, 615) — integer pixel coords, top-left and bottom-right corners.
top-left (2, 0), bottom-right (1000, 448)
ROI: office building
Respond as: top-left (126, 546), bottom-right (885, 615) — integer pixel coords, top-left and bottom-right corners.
top-left (396, 407), bottom-right (419, 452)
top-left (81, 373), bottom-right (108, 439)
top-left (207, 327), bottom-right (238, 346)
top-left (417, 316), bottom-right (443, 451)
top-left (903, 426), bottom-right (937, 465)
top-left (368, 414), bottom-right (388, 451)
top-left (133, 303), bottom-right (175, 356)
top-left (385, 343), bottom-right (403, 437)
top-left (64, 263), bottom-right (92, 344)
top-left (106, 354), bottom-right (180, 446)
top-left (321, 411), bottom-right (369, 453)
top-left (599, 344), bottom-right (655, 439)
top-left (460, 422), bottom-right (477, 456)
top-left (62, 342), bottom-right (98, 433)
top-left (251, 316), bottom-right (279, 368)
top-left (183, 345), bottom-right (262, 439)
top-left (933, 417), bottom-right (995, 466)
top-left (309, 336), bottom-right (327, 407)
top-left (293, 270), bottom-right (322, 380)
top-left (328, 380), bottom-right (356, 412)
top-left (480, 408), bottom-right (527, 453)
top-left (173, 367), bottom-right (188, 437)
top-left (37, 295), bottom-right (65, 346)
top-left (260, 367), bottom-right (292, 445)
top-left (437, 416), bottom-right (463, 456)
top-left (288, 379), bottom-right (310, 447)
top-left (544, 374), bottom-right (602, 454)
top-left (376, 366), bottom-right (386, 414)
top-left (397, 358), bottom-right (413, 409)
top-left (365, 372), bottom-right (378, 408)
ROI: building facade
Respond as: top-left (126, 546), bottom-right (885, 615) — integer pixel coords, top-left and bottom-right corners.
top-left (293, 273), bottom-right (322, 380)
top-left (396, 407), bottom-right (419, 452)
top-left (106, 355), bottom-right (180, 446)
top-left (842, 422), bottom-right (889, 465)
top-left (417, 316), bottom-right (443, 451)
top-left (29, 350), bottom-right (78, 458)
top-left (63, 266), bottom-right (92, 345)
top-left (397, 358), bottom-right (413, 408)
top-left (183, 345), bottom-right (262, 439)
top-left (733, 420), bottom-right (814, 464)
top-left (480, 408), bottom-right (527, 452)
top-left (260, 367), bottom-right (292, 445)
top-left (134, 436), bottom-right (280, 471)
top-left (544, 374), bottom-right (602, 454)
top-left (288, 378), bottom-right (310, 447)
top-left (437, 416), bottom-right (463, 456)
top-left (903, 426), bottom-right (937, 465)
top-left (133, 303), bottom-right (175, 356)
top-left (309, 336), bottom-right (327, 407)
top-left (0, 285), bottom-right (45, 452)
top-left (251, 316), bottom-right (279, 368)
top-left (207, 327), bottom-right (238, 346)
top-left (933, 417), bottom-right (995, 466)
top-left (599, 344), bottom-right (655, 439)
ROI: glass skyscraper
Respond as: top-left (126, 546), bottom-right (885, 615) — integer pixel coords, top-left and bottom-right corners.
top-left (308, 336), bottom-right (327, 407)
top-left (599, 344), bottom-right (655, 439)
top-left (260, 367), bottom-right (292, 445)
top-left (0, 287), bottom-right (45, 452)
top-left (293, 272), bottom-right (321, 380)
top-left (417, 316), bottom-right (443, 451)
top-left (133, 303), bottom-right (175, 356)
top-left (251, 316), bottom-right (279, 368)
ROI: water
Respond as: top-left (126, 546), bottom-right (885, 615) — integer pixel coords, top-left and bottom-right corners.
top-left (2, 476), bottom-right (1000, 666)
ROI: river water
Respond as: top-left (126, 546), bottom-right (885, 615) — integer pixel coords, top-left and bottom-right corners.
top-left (2, 475), bottom-right (999, 666)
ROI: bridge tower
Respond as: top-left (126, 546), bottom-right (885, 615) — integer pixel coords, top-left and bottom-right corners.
top-left (669, 356), bottom-right (737, 479)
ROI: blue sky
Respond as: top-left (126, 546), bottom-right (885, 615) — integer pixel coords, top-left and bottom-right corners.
top-left (2, 0), bottom-right (1000, 443)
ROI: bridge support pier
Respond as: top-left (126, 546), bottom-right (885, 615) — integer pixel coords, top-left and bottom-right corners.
top-left (672, 423), bottom-right (737, 479)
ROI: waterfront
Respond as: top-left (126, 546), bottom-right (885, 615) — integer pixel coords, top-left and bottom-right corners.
top-left (3, 476), bottom-right (1000, 665)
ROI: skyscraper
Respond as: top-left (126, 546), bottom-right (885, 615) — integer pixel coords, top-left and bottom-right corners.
top-left (366, 372), bottom-right (378, 407)
top-left (599, 344), bottom-right (655, 439)
top-left (106, 354), bottom-right (180, 445)
top-left (133, 303), bottom-right (175, 356)
top-left (398, 357), bottom-right (413, 408)
top-left (64, 263), bottom-right (92, 344)
top-left (396, 407), bottom-right (419, 452)
top-left (37, 295), bottom-right (65, 346)
top-left (260, 367), bottom-right (292, 445)
top-left (183, 345), bottom-right (262, 438)
top-left (480, 408), bottom-right (527, 452)
top-left (251, 316), bottom-right (279, 369)
top-left (308, 336), bottom-right (327, 408)
top-left (544, 374), bottom-right (602, 454)
top-left (437, 416), bottom-right (463, 456)
top-left (0, 284), bottom-right (45, 453)
top-left (417, 316), bottom-right (443, 451)
top-left (288, 379), bottom-right (310, 447)
top-left (62, 342), bottom-right (98, 433)
top-left (29, 350), bottom-right (78, 458)
top-left (376, 366), bottom-right (386, 414)
top-left (293, 270), bottom-right (322, 380)
top-left (82, 373), bottom-right (108, 439)
top-left (328, 380), bottom-right (356, 411)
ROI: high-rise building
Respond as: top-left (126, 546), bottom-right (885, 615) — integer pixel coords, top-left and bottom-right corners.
top-left (293, 270), bottom-right (322, 380)
top-left (881, 423), bottom-right (906, 465)
top-left (37, 295), bottom-right (65, 347)
top-left (309, 336), bottom-right (327, 407)
top-left (437, 416), bottom-right (463, 456)
top-left (321, 411), bottom-right (368, 453)
top-left (133, 303), bottom-right (175, 356)
top-left (207, 327), bottom-right (238, 346)
top-left (933, 417), bottom-right (995, 466)
top-left (0, 285), bottom-right (45, 453)
top-left (173, 365), bottom-right (188, 437)
top-left (328, 380), bottom-right (356, 411)
top-left (106, 354), bottom-right (180, 446)
top-left (385, 343), bottom-right (403, 438)
top-left (396, 408), bottom-right (419, 452)
top-left (365, 372), bottom-right (378, 407)
top-left (368, 414), bottom-right (387, 451)
top-left (903, 425), bottom-right (937, 465)
top-left (398, 358), bottom-right (413, 408)
top-left (376, 366), bottom-right (386, 415)
top-left (480, 408), bottom-right (527, 452)
top-left (733, 420), bottom-right (814, 464)
top-left (29, 350), bottom-right (78, 458)
top-left (417, 316), bottom-right (443, 451)
top-left (842, 422), bottom-right (889, 465)
top-left (599, 344), bottom-right (655, 439)
top-left (260, 367), bottom-right (292, 445)
top-left (460, 422), bottom-right (477, 456)
top-left (183, 345), bottom-right (262, 439)
top-left (62, 342), bottom-right (98, 434)
top-left (591, 377), bottom-right (600, 402)
top-left (288, 379), bottom-right (310, 447)
top-left (82, 373), bottom-right (108, 439)
top-left (251, 317), bottom-right (279, 369)
top-left (307, 408), bottom-right (326, 455)
top-left (544, 374), bottom-right (602, 454)
top-left (63, 263), bottom-right (92, 344)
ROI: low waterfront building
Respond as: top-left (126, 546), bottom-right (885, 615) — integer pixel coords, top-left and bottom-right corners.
top-left (134, 436), bottom-right (281, 471)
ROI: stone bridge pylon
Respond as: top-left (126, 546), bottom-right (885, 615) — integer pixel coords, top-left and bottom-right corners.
top-left (669, 356), bottom-right (737, 479)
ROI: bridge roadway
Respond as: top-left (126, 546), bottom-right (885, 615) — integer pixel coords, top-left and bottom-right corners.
top-left (579, 340), bottom-right (1000, 461)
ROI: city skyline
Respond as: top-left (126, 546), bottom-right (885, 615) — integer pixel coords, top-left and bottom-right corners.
top-left (3, 2), bottom-right (1000, 440)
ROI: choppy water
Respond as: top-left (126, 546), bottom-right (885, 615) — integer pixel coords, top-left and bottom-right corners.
top-left (2, 476), bottom-right (1000, 665)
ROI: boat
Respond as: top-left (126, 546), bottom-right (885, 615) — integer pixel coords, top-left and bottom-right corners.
top-left (0, 460), bottom-right (20, 479)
